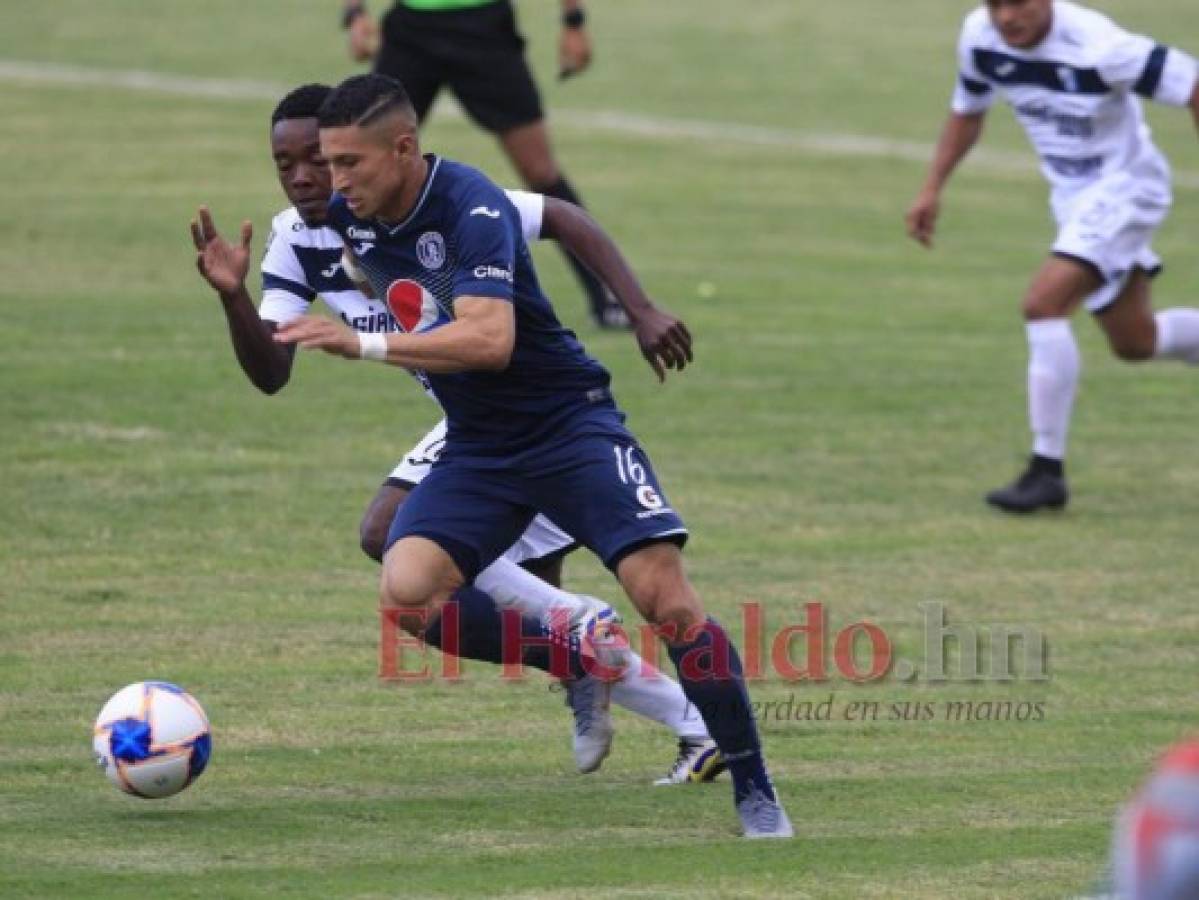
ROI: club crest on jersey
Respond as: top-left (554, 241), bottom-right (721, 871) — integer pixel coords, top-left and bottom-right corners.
top-left (416, 231), bottom-right (447, 270)
top-left (386, 279), bottom-right (445, 333)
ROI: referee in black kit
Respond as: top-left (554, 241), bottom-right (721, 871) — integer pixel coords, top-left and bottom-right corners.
top-left (340, 0), bottom-right (630, 329)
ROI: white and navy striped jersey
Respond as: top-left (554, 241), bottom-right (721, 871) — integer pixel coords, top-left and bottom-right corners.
top-left (951, 1), bottom-right (1197, 192)
top-left (259, 189), bottom-right (545, 331)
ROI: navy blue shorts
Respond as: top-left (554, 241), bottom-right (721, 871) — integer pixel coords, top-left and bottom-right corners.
top-left (385, 433), bottom-right (689, 580)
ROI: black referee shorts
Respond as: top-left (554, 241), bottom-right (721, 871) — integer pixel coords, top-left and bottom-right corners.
top-left (374, 0), bottom-right (544, 134)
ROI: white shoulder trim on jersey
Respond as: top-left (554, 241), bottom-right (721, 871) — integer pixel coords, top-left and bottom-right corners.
top-left (269, 205), bottom-right (349, 249)
top-left (504, 189), bottom-right (545, 242)
top-left (270, 205), bottom-right (304, 236)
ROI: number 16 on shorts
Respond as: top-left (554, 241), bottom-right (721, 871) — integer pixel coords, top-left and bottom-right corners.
top-left (614, 444), bottom-right (666, 513)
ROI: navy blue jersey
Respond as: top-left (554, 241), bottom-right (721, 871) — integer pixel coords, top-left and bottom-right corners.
top-left (326, 155), bottom-right (624, 457)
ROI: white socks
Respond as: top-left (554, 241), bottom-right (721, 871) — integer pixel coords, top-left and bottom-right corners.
top-left (1154, 309), bottom-right (1199, 364)
top-left (1026, 319), bottom-right (1080, 460)
top-left (611, 666), bottom-right (708, 741)
top-left (473, 556), bottom-right (577, 621)
top-left (472, 557), bottom-right (710, 741)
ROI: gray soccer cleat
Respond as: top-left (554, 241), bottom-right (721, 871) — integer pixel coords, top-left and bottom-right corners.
top-left (654, 738), bottom-right (727, 785)
top-left (564, 673), bottom-right (614, 773)
top-left (563, 598), bottom-right (629, 773)
top-left (736, 787), bottom-right (794, 839)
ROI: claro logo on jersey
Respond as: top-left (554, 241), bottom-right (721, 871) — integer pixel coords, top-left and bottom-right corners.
top-left (473, 265), bottom-right (513, 283)
top-left (347, 226), bottom-right (377, 240)
top-left (385, 279), bottom-right (447, 333)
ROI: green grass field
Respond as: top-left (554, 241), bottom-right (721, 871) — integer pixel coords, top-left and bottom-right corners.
top-left (3, 1), bottom-right (1199, 896)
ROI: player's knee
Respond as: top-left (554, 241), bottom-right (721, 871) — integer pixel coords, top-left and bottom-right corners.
top-left (379, 537), bottom-right (464, 614)
top-left (380, 559), bottom-right (435, 611)
top-left (647, 595), bottom-right (705, 636)
top-left (359, 520), bottom-right (388, 564)
top-left (1022, 292), bottom-right (1067, 321)
top-left (359, 487), bottom-right (409, 564)
top-left (623, 564), bottom-right (704, 633)
top-left (619, 544), bottom-right (701, 623)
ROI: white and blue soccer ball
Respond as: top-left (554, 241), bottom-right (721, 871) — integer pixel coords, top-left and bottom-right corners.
top-left (92, 681), bottom-right (211, 799)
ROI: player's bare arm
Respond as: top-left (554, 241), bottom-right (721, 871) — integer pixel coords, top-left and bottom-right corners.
top-left (558, 1), bottom-right (591, 80)
top-left (1190, 81), bottom-right (1199, 135)
top-left (276, 296), bottom-right (515, 372)
top-left (190, 206), bottom-right (294, 394)
top-left (541, 198), bottom-right (692, 381)
top-left (906, 111), bottom-right (986, 248)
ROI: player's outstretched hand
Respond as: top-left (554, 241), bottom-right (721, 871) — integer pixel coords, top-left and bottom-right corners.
top-left (191, 206), bottom-right (252, 296)
top-left (558, 25), bottom-right (592, 80)
top-left (905, 190), bottom-right (940, 248)
top-left (632, 307), bottom-right (693, 382)
top-left (274, 315), bottom-right (362, 359)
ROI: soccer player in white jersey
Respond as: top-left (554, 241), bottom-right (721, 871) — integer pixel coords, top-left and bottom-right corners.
top-left (906, 0), bottom-right (1199, 512)
top-left (191, 83), bottom-right (720, 785)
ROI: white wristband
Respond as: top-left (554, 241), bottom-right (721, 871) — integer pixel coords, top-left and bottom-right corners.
top-left (358, 331), bottom-right (388, 361)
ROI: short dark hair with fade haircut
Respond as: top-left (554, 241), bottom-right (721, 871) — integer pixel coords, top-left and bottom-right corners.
top-left (271, 83), bottom-right (333, 126)
top-left (317, 74), bottom-right (416, 128)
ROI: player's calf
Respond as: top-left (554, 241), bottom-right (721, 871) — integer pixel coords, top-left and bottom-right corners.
top-left (1106, 332), bottom-right (1157, 362)
top-left (1095, 276), bottom-right (1159, 362)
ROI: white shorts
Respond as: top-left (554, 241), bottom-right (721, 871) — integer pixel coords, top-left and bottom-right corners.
top-left (1050, 169), bottom-right (1170, 314)
top-left (387, 419), bottom-right (577, 565)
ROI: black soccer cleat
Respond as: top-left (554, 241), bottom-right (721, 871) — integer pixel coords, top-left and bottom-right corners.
top-left (985, 464), bottom-right (1069, 513)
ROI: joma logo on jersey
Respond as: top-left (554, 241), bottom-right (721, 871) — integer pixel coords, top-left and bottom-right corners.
top-left (473, 265), bottom-right (513, 283)
top-left (347, 226), bottom-right (377, 240)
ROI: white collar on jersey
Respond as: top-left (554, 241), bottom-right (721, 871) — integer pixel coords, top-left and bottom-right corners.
top-left (377, 154), bottom-right (441, 236)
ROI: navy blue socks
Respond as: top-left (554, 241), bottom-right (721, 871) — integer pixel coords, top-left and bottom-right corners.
top-left (666, 617), bottom-right (775, 802)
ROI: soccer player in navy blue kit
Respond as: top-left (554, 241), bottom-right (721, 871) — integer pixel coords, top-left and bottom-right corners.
top-left (276, 74), bottom-right (791, 838)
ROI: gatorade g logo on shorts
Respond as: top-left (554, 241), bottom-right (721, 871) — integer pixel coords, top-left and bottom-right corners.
top-left (636, 485), bottom-right (664, 510)
top-left (386, 280), bottom-right (444, 333)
